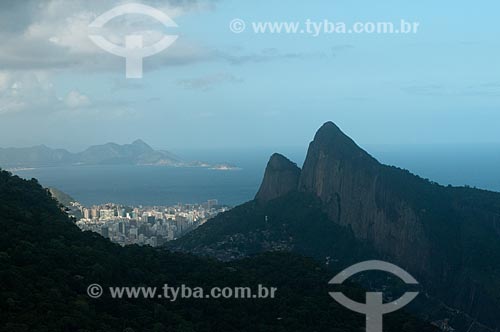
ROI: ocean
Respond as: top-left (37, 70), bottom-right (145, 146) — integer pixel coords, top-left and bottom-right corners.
top-left (10, 145), bottom-right (500, 206)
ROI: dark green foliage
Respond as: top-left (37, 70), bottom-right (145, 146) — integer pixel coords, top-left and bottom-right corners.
top-left (0, 170), bottom-right (435, 332)
top-left (172, 166), bottom-right (500, 330)
top-left (171, 191), bottom-right (374, 265)
top-left (48, 187), bottom-right (76, 206)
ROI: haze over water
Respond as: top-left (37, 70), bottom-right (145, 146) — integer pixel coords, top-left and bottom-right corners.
top-left (12, 145), bottom-right (500, 206)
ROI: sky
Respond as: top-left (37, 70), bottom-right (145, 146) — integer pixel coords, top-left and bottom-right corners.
top-left (0, 0), bottom-right (499, 151)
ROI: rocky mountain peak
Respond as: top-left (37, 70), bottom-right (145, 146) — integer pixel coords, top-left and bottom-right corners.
top-left (255, 153), bottom-right (301, 203)
top-left (174, 121), bottom-right (500, 329)
top-left (313, 121), bottom-right (342, 140)
top-left (308, 121), bottom-right (376, 163)
top-left (299, 122), bottom-right (379, 192)
top-left (131, 139), bottom-right (153, 150)
top-left (298, 122), bottom-right (428, 272)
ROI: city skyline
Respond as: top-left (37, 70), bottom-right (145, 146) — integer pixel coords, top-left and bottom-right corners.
top-left (73, 199), bottom-right (226, 247)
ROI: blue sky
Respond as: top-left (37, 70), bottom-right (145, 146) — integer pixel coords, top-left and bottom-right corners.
top-left (1, 0), bottom-right (499, 151)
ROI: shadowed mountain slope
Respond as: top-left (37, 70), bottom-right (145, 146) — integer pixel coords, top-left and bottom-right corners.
top-left (0, 169), bottom-right (436, 331)
top-left (172, 121), bottom-right (500, 331)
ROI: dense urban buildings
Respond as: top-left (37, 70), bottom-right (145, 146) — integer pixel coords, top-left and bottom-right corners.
top-left (72, 199), bottom-right (228, 247)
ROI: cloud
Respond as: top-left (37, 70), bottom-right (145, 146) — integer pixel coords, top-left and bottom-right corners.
top-left (65, 90), bottom-right (92, 108)
top-left (1, 1), bottom-right (340, 73)
top-left (177, 72), bottom-right (243, 90)
top-left (0, 70), bottom-right (140, 120)
top-left (0, 71), bottom-right (57, 114)
top-left (0, 0), bottom-right (220, 116)
top-left (0, 0), bottom-right (39, 33)
top-left (0, 0), bottom-right (218, 72)
top-left (0, 71), bottom-right (92, 115)
top-left (0, 0), bottom-right (345, 117)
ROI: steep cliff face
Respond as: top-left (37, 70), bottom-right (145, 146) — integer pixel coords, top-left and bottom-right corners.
top-left (173, 121), bottom-right (500, 330)
top-left (294, 122), bottom-right (500, 328)
top-left (298, 122), bottom-right (430, 272)
top-left (255, 153), bottom-right (301, 202)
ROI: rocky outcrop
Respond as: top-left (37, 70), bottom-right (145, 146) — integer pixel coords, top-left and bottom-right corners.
top-left (298, 122), bottom-right (430, 272)
top-left (174, 121), bottom-right (500, 330)
top-left (253, 122), bottom-right (500, 328)
top-left (255, 153), bottom-right (300, 202)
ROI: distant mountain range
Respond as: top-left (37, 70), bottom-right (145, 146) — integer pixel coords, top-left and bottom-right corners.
top-left (171, 122), bottom-right (500, 331)
top-left (0, 139), bottom-right (237, 169)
